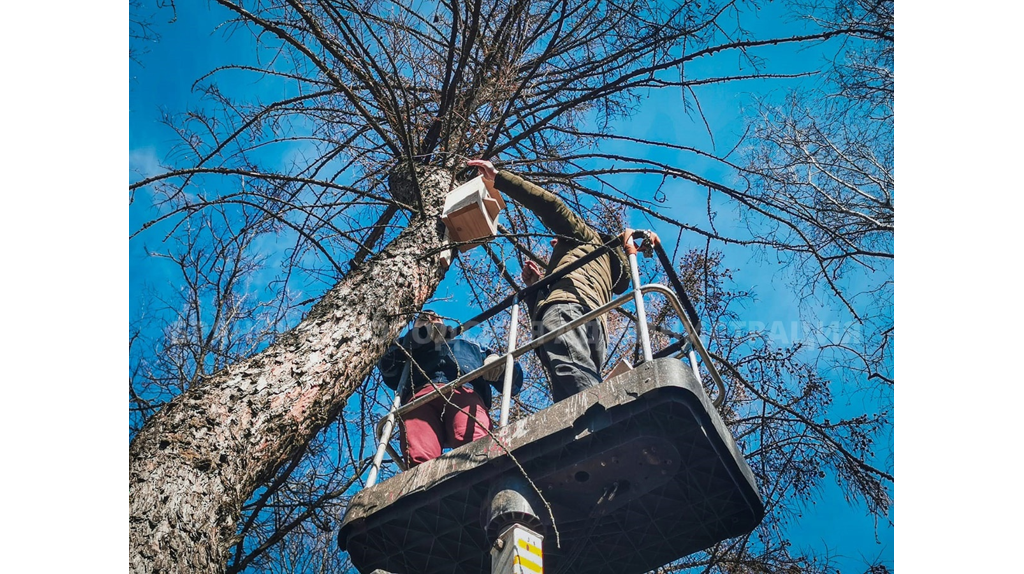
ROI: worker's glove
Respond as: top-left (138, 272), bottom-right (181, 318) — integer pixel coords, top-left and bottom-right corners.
top-left (482, 354), bottom-right (504, 382)
top-left (622, 228), bottom-right (660, 258)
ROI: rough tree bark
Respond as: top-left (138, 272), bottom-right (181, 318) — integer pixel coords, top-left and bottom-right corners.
top-left (128, 165), bottom-right (453, 574)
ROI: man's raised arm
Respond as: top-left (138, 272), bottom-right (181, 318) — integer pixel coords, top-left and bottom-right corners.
top-left (467, 159), bottom-right (599, 244)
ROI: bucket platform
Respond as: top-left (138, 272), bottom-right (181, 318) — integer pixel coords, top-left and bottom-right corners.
top-left (338, 358), bottom-right (764, 574)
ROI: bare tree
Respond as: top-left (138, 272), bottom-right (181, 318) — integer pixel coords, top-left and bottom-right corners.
top-left (738, 0), bottom-right (894, 396)
top-left (130, 0), bottom-right (177, 65)
top-left (129, 0), bottom-right (893, 572)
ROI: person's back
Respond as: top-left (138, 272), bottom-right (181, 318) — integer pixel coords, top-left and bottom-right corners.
top-left (381, 335), bottom-right (509, 412)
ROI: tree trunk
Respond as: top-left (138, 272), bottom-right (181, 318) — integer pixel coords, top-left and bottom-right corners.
top-left (129, 166), bottom-right (453, 574)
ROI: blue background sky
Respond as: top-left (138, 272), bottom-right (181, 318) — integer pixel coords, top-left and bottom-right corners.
top-left (129, 1), bottom-right (894, 571)
top-left (0, 0), bottom-right (1003, 570)
top-left (11, 0), bottom-right (1023, 570)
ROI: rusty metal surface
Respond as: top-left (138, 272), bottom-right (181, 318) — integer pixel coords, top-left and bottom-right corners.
top-left (338, 358), bottom-right (764, 574)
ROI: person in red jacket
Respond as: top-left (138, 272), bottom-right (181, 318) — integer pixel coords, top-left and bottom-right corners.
top-left (378, 310), bottom-right (524, 467)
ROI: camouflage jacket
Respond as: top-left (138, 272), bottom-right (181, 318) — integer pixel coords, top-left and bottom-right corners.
top-left (494, 170), bottom-right (630, 320)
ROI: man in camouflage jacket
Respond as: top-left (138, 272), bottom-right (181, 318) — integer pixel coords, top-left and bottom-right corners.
top-left (468, 159), bottom-right (659, 402)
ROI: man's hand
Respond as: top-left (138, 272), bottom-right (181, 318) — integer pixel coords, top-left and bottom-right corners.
top-left (482, 354), bottom-right (503, 382)
top-left (621, 228), bottom-right (660, 256)
top-left (522, 260), bottom-right (544, 286)
top-left (467, 159), bottom-right (498, 182)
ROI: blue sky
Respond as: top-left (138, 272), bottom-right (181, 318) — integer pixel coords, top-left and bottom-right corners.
top-left (129, 0), bottom-right (892, 571)
top-left (5, 0), bottom-right (1022, 571)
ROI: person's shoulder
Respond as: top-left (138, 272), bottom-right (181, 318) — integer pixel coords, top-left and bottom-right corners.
top-left (450, 338), bottom-right (489, 364)
top-left (451, 337), bottom-right (483, 352)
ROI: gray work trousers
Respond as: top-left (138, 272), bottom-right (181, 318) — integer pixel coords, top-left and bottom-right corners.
top-left (534, 302), bottom-right (607, 403)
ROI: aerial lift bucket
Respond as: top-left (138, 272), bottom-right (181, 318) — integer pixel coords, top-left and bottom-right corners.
top-left (338, 234), bottom-right (764, 573)
top-left (338, 358), bottom-right (764, 573)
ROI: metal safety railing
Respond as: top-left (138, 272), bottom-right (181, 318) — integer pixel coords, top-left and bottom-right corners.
top-left (364, 232), bottom-right (728, 487)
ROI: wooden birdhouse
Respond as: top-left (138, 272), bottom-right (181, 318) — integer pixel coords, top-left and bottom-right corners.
top-left (441, 175), bottom-right (506, 252)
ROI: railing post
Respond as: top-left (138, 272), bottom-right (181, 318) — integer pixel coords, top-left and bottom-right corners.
top-left (627, 252), bottom-right (654, 363)
top-left (366, 362), bottom-right (409, 487)
top-left (498, 302), bottom-right (519, 427)
top-left (687, 348), bottom-right (702, 384)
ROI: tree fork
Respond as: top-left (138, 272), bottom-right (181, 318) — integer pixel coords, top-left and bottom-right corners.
top-left (129, 165), bottom-right (454, 574)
